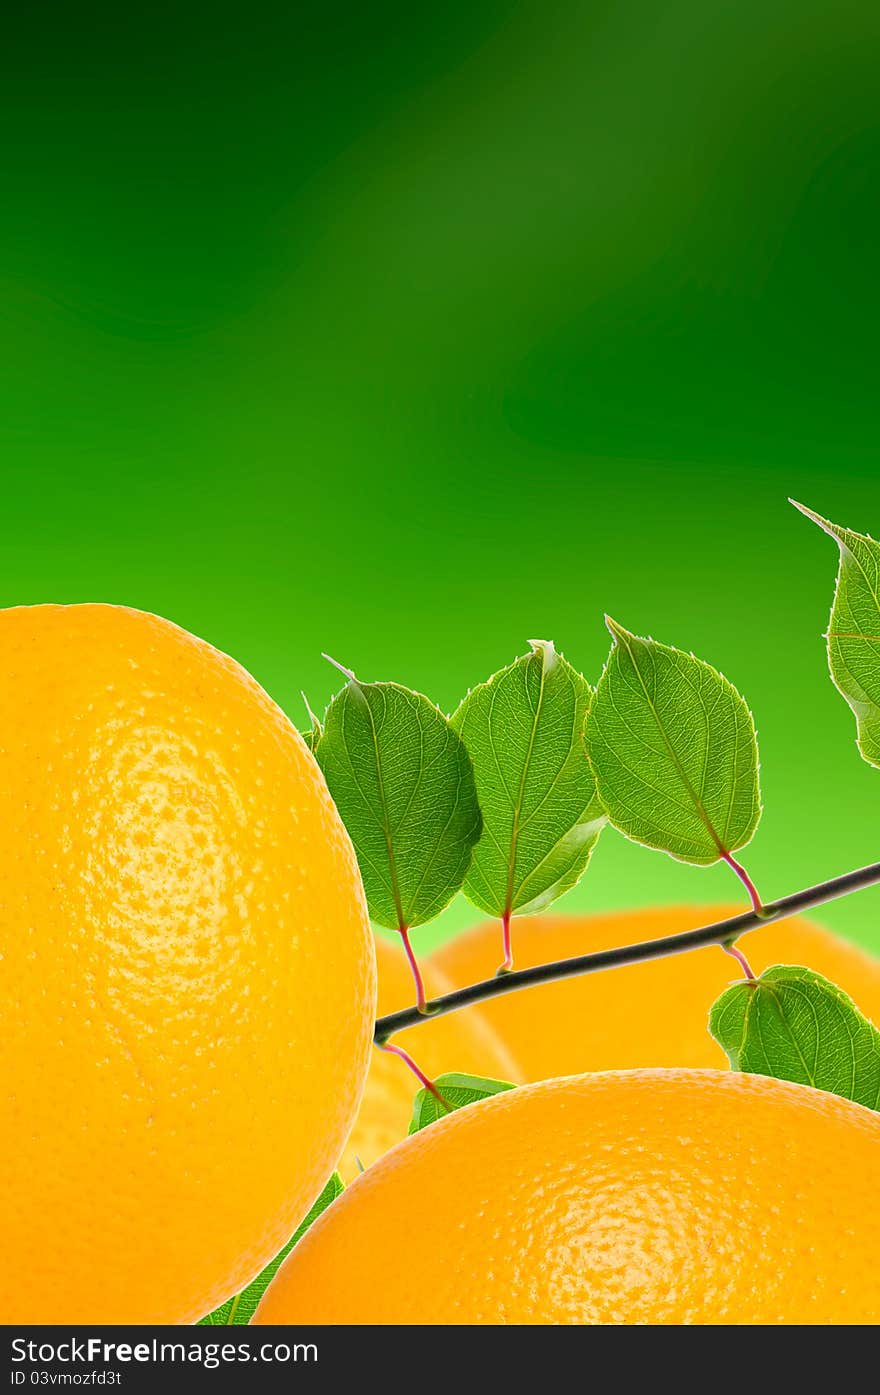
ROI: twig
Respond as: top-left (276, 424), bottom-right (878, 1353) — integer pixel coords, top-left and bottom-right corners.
top-left (374, 860), bottom-right (880, 1042)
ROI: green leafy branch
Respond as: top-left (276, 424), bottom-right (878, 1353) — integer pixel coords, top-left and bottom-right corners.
top-left (374, 859), bottom-right (880, 1040)
top-left (301, 500), bottom-right (880, 1116)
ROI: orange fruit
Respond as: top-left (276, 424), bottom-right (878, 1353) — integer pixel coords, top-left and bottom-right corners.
top-left (256, 1068), bottom-right (880, 1325)
top-left (339, 935), bottom-right (521, 1180)
top-left (428, 907), bottom-right (880, 1077)
top-left (1, 603), bottom-right (375, 1324)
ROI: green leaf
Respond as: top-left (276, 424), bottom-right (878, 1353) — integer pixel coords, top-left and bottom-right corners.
top-left (585, 618), bottom-right (761, 865)
top-left (793, 501), bottom-right (880, 768)
top-left (408, 1072), bottom-right (516, 1134)
top-left (198, 1172), bottom-right (344, 1325)
top-left (451, 641), bottom-right (605, 918)
top-left (710, 965), bottom-right (880, 1111)
top-left (299, 693), bottom-right (323, 754)
top-left (314, 669), bottom-right (482, 929)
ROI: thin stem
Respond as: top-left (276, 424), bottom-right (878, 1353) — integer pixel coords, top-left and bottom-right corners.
top-left (377, 1040), bottom-right (445, 1102)
top-left (398, 926), bottom-right (428, 1013)
top-left (498, 910), bottom-right (514, 975)
top-left (721, 851), bottom-right (765, 914)
top-left (723, 941), bottom-right (757, 981)
top-left (374, 859), bottom-right (880, 1042)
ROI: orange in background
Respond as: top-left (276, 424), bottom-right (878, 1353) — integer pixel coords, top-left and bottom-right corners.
top-left (428, 905), bottom-right (880, 1077)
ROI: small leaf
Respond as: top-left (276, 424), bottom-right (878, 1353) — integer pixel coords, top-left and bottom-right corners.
top-left (710, 965), bottom-right (880, 1111)
top-left (793, 501), bottom-right (880, 768)
top-left (315, 671), bottom-right (481, 929)
top-left (408, 1072), bottom-right (516, 1134)
top-left (451, 642), bottom-right (604, 918)
top-left (585, 619), bottom-right (761, 865)
top-left (198, 1172), bottom-right (344, 1325)
top-left (299, 693), bottom-right (323, 753)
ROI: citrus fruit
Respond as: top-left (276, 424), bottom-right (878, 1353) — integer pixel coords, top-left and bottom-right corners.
top-left (339, 935), bottom-right (521, 1180)
top-left (429, 906), bottom-right (880, 1077)
top-left (1, 603), bottom-right (375, 1323)
top-left (255, 1068), bottom-right (880, 1324)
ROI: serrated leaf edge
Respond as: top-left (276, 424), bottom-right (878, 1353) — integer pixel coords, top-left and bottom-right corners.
top-left (791, 499), bottom-right (880, 770)
top-left (589, 619), bottom-right (762, 865)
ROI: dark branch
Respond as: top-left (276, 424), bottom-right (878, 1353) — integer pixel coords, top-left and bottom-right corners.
top-left (374, 860), bottom-right (880, 1043)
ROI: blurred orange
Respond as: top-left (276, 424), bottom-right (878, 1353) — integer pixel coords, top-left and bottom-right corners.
top-left (428, 905), bottom-right (880, 1078)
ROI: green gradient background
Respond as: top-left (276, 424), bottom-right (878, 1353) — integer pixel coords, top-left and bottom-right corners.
top-left (5, 2), bottom-right (880, 952)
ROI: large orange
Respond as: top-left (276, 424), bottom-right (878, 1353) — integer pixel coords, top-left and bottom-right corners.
top-left (256, 1069), bottom-right (880, 1324)
top-left (339, 935), bottom-right (520, 1180)
top-left (0, 604), bottom-right (375, 1323)
top-left (428, 907), bottom-right (880, 1077)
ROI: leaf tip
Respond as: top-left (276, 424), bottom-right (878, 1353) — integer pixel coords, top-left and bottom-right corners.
top-left (322, 652), bottom-right (359, 685)
top-left (527, 638), bottom-right (558, 670)
top-left (301, 690), bottom-right (323, 733)
top-left (604, 614), bottom-right (631, 644)
top-left (789, 499), bottom-right (835, 537)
